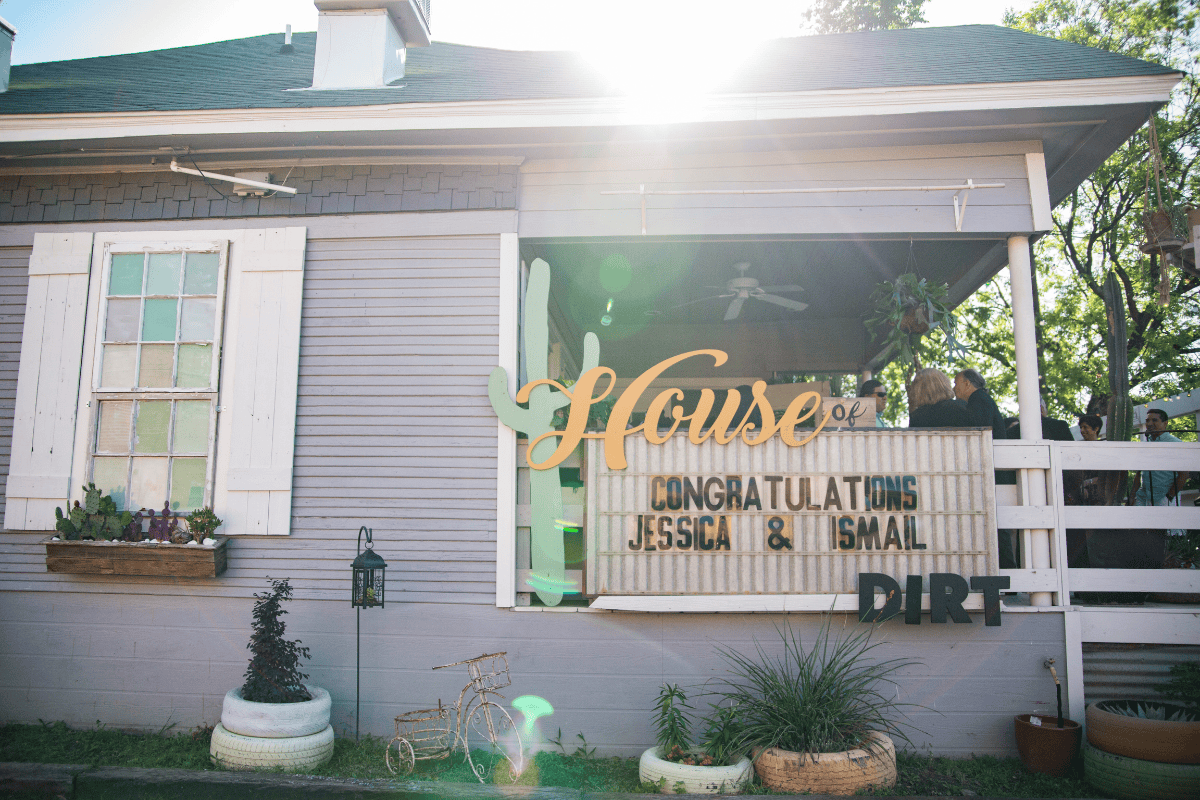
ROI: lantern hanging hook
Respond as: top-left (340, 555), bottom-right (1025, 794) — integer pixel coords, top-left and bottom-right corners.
top-left (358, 525), bottom-right (373, 552)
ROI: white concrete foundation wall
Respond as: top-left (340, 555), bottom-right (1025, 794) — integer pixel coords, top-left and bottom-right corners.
top-left (0, 589), bottom-right (1067, 757)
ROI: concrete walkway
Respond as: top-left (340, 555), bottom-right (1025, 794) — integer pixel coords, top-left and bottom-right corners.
top-left (0, 762), bottom-right (1106, 800)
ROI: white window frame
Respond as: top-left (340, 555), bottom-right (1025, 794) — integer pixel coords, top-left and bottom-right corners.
top-left (84, 240), bottom-right (230, 514)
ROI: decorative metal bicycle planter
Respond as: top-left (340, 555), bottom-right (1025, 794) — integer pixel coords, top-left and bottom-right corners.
top-left (386, 651), bottom-right (523, 783)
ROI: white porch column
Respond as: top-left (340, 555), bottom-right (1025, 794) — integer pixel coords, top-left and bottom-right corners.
top-left (1008, 235), bottom-right (1053, 606)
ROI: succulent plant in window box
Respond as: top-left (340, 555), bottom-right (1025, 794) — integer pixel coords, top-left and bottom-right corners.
top-left (54, 482), bottom-right (135, 541)
top-left (186, 507), bottom-right (223, 544)
top-left (866, 272), bottom-right (964, 380)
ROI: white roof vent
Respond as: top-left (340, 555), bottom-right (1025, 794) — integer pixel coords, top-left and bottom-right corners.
top-left (311, 1), bottom-right (431, 90)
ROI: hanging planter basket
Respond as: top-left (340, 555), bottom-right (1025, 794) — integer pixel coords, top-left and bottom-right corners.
top-left (1141, 206), bottom-right (1187, 254)
top-left (898, 306), bottom-right (931, 335)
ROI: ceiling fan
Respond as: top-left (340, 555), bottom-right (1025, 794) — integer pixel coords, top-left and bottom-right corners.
top-left (665, 262), bottom-right (808, 321)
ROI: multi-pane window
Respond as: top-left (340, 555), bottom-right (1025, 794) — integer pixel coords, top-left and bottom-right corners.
top-left (90, 248), bottom-right (226, 513)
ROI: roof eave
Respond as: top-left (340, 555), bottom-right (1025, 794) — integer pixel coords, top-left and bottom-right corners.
top-left (0, 73), bottom-right (1181, 145)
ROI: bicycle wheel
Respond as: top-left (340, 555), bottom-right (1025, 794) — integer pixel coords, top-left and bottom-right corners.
top-left (386, 736), bottom-right (416, 776)
top-left (463, 701), bottom-right (523, 784)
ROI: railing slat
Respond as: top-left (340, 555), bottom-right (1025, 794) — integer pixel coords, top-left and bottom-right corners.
top-left (1069, 568), bottom-right (1200, 592)
top-left (1060, 506), bottom-right (1199, 529)
top-left (997, 505), bottom-right (1055, 529)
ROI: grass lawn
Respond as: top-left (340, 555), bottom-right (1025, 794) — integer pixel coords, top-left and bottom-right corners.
top-left (0, 721), bottom-right (1109, 797)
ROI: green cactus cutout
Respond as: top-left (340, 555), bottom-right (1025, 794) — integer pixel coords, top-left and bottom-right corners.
top-left (489, 258), bottom-right (599, 606)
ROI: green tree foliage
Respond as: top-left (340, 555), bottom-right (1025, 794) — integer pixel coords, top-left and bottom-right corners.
top-left (802, 0), bottom-right (927, 33)
top-left (956, 0), bottom-right (1200, 427)
top-left (242, 578), bottom-right (312, 704)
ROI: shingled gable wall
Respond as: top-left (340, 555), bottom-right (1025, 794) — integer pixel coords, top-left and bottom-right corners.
top-left (0, 164), bottom-right (518, 223)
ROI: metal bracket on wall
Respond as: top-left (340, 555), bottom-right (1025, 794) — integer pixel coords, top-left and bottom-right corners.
top-left (600, 179), bottom-right (1005, 235)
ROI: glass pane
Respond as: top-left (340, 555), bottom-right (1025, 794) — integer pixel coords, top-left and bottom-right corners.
top-left (180, 298), bottom-right (215, 341)
top-left (96, 400), bottom-right (133, 454)
top-left (130, 457), bottom-right (169, 512)
top-left (177, 344), bottom-right (212, 388)
top-left (100, 344), bottom-right (136, 387)
top-left (105, 298), bottom-right (140, 341)
top-left (109, 254), bottom-right (144, 296)
top-left (173, 401), bottom-right (210, 453)
top-left (139, 344), bottom-right (174, 387)
top-left (169, 458), bottom-right (207, 512)
top-left (134, 400), bottom-right (170, 453)
top-left (92, 457), bottom-right (130, 511)
top-left (142, 299), bottom-right (177, 341)
top-left (146, 253), bottom-right (182, 295)
top-left (184, 253), bottom-right (219, 294)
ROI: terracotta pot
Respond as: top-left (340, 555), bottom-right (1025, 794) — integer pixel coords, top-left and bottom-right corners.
top-left (752, 731), bottom-right (896, 795)
top-left (1086, 700), bottom-right (1200, 764)
top-left (1014, 714), bottom-right (1081, 777)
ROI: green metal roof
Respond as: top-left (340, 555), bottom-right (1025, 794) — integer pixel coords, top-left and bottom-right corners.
top-left (0, 24), bottom-right (1177, 115)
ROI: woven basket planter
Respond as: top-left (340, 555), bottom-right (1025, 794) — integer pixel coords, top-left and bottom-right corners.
top-left (753, 731), bottom-right (896, 795)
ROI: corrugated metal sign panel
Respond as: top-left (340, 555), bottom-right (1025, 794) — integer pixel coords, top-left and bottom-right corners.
top-left (1083, 644), bottom-right (1200, 704)
top-left (585, 429), bottom-right (997, 595)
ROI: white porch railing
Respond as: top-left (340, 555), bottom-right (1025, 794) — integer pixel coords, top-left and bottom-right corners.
top-left (994, 439), bottom-right (1200, 603)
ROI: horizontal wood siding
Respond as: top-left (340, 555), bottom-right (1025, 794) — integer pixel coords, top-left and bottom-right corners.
top-left (0, 233), bottom-right (501, 605)
top-left (0, 247), bottom-right (31, 525)
top-left (519, 142), bottom-right (1039, 238)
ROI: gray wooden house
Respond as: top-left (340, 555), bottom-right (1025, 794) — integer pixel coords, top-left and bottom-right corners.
top-left (0, 0), bottom-right (1195, 757)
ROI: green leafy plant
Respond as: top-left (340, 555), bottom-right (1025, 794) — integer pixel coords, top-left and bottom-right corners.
top-left (865, 272), bottom-right (964, 380)
top-left (1095, 699), bottom-right (1198, 722)
top-left (709, 616), bottom-right (922, 759)
top-left (241, 578), bottom-right (312, 704)
top-left (54, 483), bottom-right (134, 541)
top-left (653, 683), bottom-right (693, 756)
top-left (698, 701), bottom-right (743, 768)
top-left (1158, 661), bottom-right (1200, 711)
top-left (185, 507), bottom-right (223, 543)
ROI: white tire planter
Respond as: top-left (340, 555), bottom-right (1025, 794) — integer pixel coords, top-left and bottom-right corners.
top-left (639, 747), bottom-right (753, 794)
top-left (210, 722), bottom-right (334, 772)
top-left (220, 684), bottom-right (331, 738)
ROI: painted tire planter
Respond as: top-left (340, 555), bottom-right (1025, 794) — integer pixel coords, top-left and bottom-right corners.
top-left (210, 722), bottom-right (334, 772)
top-left (1086, 700), bottom-right (1200, 764)
top-left (752, 731), bottom-right (896, 795)
top-left (638, 747), bottom-right (752, 794)
top-left (1083, 742), bottom-right (1200, 800)
top-left (1013, 714), bottom-right (1081, 777)
top-left (220, 684), bottom-right (331, 738)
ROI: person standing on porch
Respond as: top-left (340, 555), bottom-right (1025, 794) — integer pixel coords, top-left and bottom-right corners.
top-left (1127, 408), bottom-right (1187, 506)
top-left (858, 379), bottom-right (889, 428)
top-left (952, 368), bottom-right (1008, 441)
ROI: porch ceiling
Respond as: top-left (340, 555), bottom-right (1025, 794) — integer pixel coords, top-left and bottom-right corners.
top-left (523, 235), bottom-right (1005, 378)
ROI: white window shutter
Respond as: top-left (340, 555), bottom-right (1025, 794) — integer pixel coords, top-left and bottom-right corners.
top-left (5, 232), bottom-right (94, 530)
top-left (214, 228), bottom-right (306, 536)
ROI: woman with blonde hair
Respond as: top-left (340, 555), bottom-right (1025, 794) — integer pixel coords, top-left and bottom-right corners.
top-left (908, 368), bottom-right (974, 427)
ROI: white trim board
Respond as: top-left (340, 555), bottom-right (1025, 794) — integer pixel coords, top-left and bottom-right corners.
top-left (0, 75), bottom-right (1179, 143)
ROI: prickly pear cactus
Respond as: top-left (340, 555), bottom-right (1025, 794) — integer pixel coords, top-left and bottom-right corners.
top-left (489, 258), bottom-right (599, 606)
top-left (53, 483), bottom-right (134, 541)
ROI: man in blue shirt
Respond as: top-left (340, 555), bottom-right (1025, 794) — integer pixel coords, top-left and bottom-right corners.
top-left (1128, 408), bottom-right (1186, 506)
top-left (858, 379), bottom-right (888, 428)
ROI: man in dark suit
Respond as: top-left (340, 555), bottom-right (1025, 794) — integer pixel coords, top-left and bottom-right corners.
top-left (1007, 397), bottom-right (1075, 441)
top-left (952, 368), bottom-right (1008, 441)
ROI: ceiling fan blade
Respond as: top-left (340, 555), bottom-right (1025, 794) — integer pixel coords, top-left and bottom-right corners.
top-left (663, 293), bottom-right (731, 312)
top-left (724, 296), bottom-right (746, 321)
top-left (760, 284), bottom-right (804, 293)
top-left (756, 293), bottom-right (808, 312)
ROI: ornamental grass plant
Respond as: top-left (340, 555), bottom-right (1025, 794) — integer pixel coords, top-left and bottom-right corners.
top-left (709, 615), bottom-right (920, 759)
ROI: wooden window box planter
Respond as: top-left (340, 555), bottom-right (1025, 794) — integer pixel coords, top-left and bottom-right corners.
top-left (43, 536), bottom-right (229, 577)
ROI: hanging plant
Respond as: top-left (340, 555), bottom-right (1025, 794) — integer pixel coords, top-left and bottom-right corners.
top-left (865, 271), bottom-right (964, 380)
top-left (1140, 117), bottom-right (1188, 307)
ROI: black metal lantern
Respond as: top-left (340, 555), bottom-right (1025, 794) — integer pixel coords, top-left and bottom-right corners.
top-left (351, 526), bottom-right (387, 608)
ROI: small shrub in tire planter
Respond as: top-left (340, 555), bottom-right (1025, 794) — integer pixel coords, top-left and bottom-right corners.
top-left (638, 684), bottom-right (752, 794)
top-left (212, 578), bottom-right (334, 771)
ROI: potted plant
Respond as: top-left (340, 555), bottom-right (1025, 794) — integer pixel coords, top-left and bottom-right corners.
top-left (210, 578), bottom-right (334, 771)
top-left (185, 507), bottom-right (223, 544)
top-left (1083, 697), bottom-right (1200, 800)
top-left (1013, 659), bottom-right (1081, 777)
top-left (865, 272), bottom-right (964, 381)
top-left (638, 683), bottom-right (753, 794)
top-left (708, 616), bottom-right (918, 795)
top-left (45, 485), bottom-right (229, 577)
